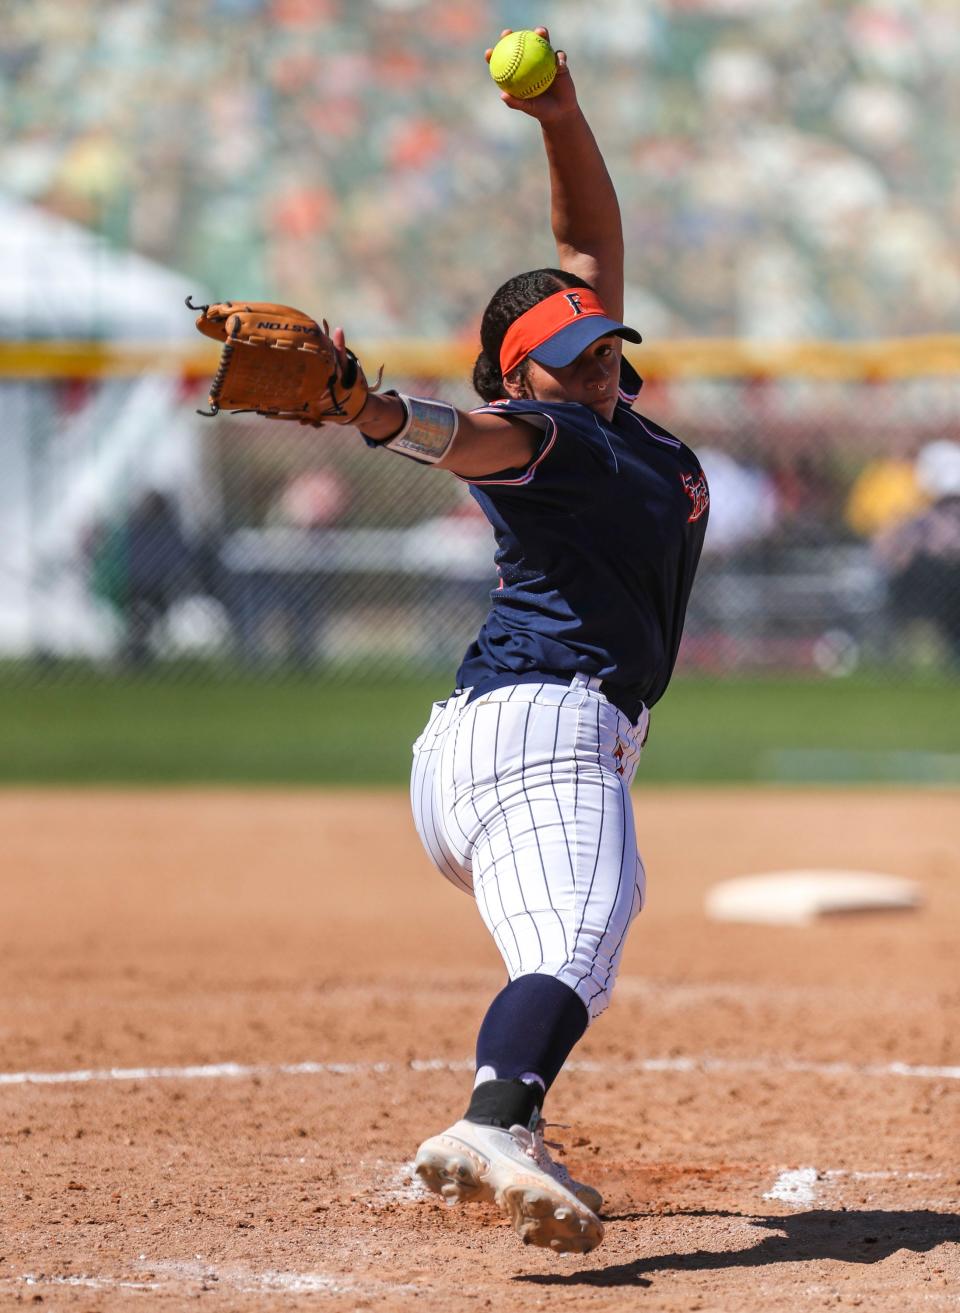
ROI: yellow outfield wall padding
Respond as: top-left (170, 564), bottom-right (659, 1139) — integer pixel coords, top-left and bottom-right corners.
top-left (0, 337), bottom-right (958, 382)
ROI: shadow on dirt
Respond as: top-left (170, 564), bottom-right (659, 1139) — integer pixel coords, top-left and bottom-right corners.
top-left (514, 1210), bottom-right (959, 1287)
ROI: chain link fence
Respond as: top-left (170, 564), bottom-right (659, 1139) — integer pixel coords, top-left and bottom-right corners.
top-left (2, 348), bottom-right (959, 685)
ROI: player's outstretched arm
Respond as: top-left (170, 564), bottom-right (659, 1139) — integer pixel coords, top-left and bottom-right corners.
top-left (354, 384), bottom-right (540, 478)
top-left (335, 329), bottom-right (540, 478)
top-left (189, 303), bottom-right (538, 478)
top-left (486, 26), bottom-right (625, 319)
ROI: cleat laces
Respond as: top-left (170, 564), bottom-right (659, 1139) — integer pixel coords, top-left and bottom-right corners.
top-left (523, 1119), bottom-right (603, 1214)
top-left (527, 1119), bottom-right (576, 1189)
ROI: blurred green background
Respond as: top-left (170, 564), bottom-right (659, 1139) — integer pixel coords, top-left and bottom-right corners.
top-left (4, 672), bottom-right (958, 786)
top-left (2, 2), bottom-right (958, 790)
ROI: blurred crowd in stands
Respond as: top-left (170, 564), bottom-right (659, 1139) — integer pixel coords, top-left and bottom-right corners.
top-left (4, 0), bottom-right (959, 341)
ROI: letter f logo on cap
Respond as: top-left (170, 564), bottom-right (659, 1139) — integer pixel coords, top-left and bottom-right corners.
top-left (498, 288), bottom-right (642, 375)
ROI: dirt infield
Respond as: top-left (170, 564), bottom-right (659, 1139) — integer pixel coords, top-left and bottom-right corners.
top-left (1, 788), bottom-right (957, 1311)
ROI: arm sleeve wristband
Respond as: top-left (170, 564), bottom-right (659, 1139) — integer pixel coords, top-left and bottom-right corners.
top-left (361, 392), bottom-right (459, 465)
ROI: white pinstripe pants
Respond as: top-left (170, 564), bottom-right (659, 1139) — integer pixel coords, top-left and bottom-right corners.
top-left (410, 674), bottom-right (649, 1022)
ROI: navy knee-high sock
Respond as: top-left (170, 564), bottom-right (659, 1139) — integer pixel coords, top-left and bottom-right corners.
top-left (469, 974), bottom-right (588, 1120)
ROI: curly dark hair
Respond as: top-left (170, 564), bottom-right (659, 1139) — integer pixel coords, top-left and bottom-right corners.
top-left (472, 268), bottom-right (595, 403)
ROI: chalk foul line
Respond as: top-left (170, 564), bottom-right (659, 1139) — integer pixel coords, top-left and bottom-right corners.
top-left (8, 1259), bottom-right (420, 1298)
top-left (1, 1054), bottom-right (958, 1089)
top-left (764, 1166), bottom-right (950, 1210)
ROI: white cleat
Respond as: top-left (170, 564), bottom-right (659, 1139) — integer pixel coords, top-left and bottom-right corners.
top-left (414, 1119), bottom-right (604, 1254)
top-left (529, 1119), bottom-right (604, 1216)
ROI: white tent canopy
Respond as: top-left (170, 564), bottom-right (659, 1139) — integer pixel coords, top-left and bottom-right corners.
top-left (0, 194), bottom-right (203, 341)
top-left (0, 194), bottom-right (211, 655)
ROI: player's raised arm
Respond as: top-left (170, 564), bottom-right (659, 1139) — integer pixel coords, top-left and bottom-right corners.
top-left (486, 27), bottom-right (625, 319)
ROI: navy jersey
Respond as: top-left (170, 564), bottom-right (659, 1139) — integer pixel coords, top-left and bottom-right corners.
top-left (456, 360), bottom-right (708, 709)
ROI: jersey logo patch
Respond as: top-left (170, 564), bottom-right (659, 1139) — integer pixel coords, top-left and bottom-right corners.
top-left (680, 471), bottom-right (709, 523)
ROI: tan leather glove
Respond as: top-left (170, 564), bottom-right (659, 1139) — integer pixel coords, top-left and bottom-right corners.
top-left (189, 298), bottom-right (376, 426)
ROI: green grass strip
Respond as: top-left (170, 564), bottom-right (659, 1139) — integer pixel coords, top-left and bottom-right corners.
top-left (0, 672), bottom-right (957, 786)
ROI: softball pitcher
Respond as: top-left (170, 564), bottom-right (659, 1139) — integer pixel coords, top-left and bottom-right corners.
top-left (192, 26), bottom-right (708, 1256)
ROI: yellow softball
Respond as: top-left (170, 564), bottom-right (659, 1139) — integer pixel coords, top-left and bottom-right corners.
top-left (488, 30), bottom-right (557, 100)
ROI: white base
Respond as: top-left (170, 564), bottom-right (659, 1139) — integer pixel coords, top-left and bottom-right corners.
top-left (705, 870), bottom-right (922, 926)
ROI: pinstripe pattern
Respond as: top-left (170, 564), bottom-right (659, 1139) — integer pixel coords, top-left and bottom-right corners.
top-left (410, 676), bottom-right (649, 1021)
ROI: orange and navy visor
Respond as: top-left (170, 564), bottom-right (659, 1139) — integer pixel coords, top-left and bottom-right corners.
top-left (499, 287), bottom-right (641, 377)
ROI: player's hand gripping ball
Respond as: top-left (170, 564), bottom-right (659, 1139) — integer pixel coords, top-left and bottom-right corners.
top-left (488, 29), bottom-right (557, 99)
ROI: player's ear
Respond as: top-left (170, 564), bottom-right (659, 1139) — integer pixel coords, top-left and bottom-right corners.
top-left (502, 366), bottom-right (526, 400)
